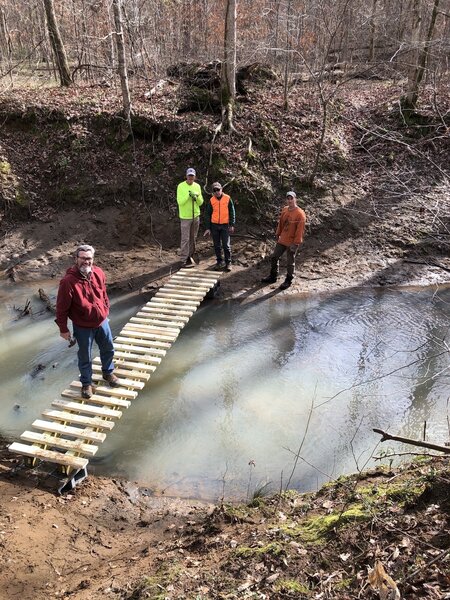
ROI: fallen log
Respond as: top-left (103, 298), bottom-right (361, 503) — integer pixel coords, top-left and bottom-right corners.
top-left (373, 428), bottom-right (450, 454)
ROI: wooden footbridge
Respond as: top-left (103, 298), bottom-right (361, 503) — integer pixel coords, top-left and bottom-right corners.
top-left (8, 268), bottom-right (219, 493)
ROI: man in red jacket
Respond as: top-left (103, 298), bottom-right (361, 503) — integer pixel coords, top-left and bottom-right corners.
top-left (55, 244), bottom-right (119, 399)
top-left (261, 191), bottom-right (306, 290)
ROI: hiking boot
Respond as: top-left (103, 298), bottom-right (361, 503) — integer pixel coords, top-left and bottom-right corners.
top-left (261, 274), bottom-right (277, 284)
top-left (183, 257), bottom-right (195, 268)
top-left (279, 277), bottom-right (293, 290)
top-left (224, 263), bottom-right (232, 272)
top-left (103, 372), bottom-right (120, 387)
top-left (213, 262), bottom-right (224, 271)
top-left (81, 384), bottom-right (93, 399)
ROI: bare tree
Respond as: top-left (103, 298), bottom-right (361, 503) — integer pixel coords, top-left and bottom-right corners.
top-left (402, 0), bottom-right (441, 112)
top-left (112, 0), bottom-right (132, 124)
top-left (42, 0), bottom-right (71, 86)
top-left (222, 0), bottom-right (237, 132)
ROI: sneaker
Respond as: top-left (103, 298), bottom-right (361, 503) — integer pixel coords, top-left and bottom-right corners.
top-left (224, 263), bottom-right (232, 272)
top-left (103, 373), bottom-right (120, 387)
top-left (279, 277), bottom-right (293, 290)
top-left (81, 384), bottom-right (93, 399)
top-left (261, 274), bottom-right (277, 284)
top-left (213, 262), bottom-right (224, 271)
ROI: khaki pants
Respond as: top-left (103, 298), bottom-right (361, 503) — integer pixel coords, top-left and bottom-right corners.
top-left (180, 218), bottom-right (199, 262)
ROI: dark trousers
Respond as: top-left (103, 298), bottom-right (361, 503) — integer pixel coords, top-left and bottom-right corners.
top-left (211, 223), bottom-right (231, 265)
top-left (73, 319), bottom-right (115, 385)
top-left (270, 243), bottom-right (298, 278)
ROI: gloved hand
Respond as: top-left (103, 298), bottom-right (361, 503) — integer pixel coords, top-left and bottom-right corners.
top-left (289, 244), bottom-right (299, 253)
top-left (189, 191), bottom-right (199, 199)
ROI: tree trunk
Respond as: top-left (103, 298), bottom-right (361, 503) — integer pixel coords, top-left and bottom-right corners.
top-left (282, 0), bottom-right (292, 111)
top-left (403, 0), bottom-right (440, 111)
top-left (112, 0), bottom-right (132, 124)
top-left (42, 0), bottom-right (71, 86)
top-left (368, 0), bottom-right (378, 62)
top-left (222, 0), bottom-right (237, 132)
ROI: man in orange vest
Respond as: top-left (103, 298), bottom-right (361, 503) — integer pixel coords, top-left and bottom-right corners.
top-left (261, 191), bottom-right (306, 289)
top-left (204, 182), bottom-right (236, 271)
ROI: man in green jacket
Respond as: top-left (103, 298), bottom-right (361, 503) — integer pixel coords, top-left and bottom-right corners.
top-left (176, 167), bottom-right (204, 267)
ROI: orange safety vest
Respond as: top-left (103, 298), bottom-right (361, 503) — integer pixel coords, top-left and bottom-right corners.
top-left (210, 194), bottom-right (231, 225)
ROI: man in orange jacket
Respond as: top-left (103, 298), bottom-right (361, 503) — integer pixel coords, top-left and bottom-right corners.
top-left (204, 182), bottom-right (235, 271)
top-left (261, 191), bottom-right (306, 289)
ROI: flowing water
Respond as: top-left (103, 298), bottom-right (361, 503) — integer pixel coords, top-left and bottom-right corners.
top-left (1, 280), bottom-right (449, 501)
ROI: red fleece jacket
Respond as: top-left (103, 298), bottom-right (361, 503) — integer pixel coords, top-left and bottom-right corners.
top-left (55, 265), bottom-right (110, 333)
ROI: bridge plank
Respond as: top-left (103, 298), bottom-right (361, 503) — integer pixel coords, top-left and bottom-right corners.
top-left (61, 389), bottom-right (131, 407)
top-left (113, 345), bottom-right (163, 361)
top-left (32, 419), bottom-right (106, 442)
top-left (8, 442), bottom-right (88, 469)
top-left (151, 296), bottom-right (199, 307)
top-left (141, 305), bottom-right (193, 316)
top-left (116, 336), bottom-right (169, 352)
top-left (42, 409), bottom-right (115, 429)
top-left (134, 312), bottom-right (188, 321)
top-left (93, 356), bottom-right (157, 372)
top-left (91, 364), bottom-right (151, 382)
top-left (20, 431), bottom-right (98, 457)
top-left (51, 399), bottom-right (122, 419)
top-left (70, 381), bottom-right (138, 399)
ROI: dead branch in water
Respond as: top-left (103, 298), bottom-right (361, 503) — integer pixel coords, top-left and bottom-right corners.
top-left (14, 298), bottom-right (31, 318)
top-left (373, 428), bottom-right (450, 454)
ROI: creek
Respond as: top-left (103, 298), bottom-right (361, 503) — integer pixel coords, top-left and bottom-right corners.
top-left (1, 280), bottom-right (449, 501)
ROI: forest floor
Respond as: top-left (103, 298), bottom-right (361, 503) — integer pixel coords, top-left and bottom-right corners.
top-left (0, 76), bottom-right (449, 598)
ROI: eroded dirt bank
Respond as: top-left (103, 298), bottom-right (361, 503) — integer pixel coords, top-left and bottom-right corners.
top-left (1, 440), bottom-right (448, 600)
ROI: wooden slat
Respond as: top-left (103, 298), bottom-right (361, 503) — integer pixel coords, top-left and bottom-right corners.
top-left (113, 350), bottom-right (162, 364)
top-left (156, 291), bottom-right (203, 302)
top-left (172, 274), bottom-right (215, 285)
top-left (20, 431), bottom-right (98, 457)
top-left (113, 343), bottom-right (164, 358)
top-left (42, 409), bottom-right (115, 430)
top-left (116, 336), bottom-right (168, 354)
top-left (51, 399), bottom-right (122, 419)
top-left (90, 375), bottom-right (145, 390)
top-left (92, 364), bottom-right (150, 382)
top-left (178, 268), bottom-right (217, 279)
top-left (114, 344), bottom-right (163, 361)
top-left (127, 316), bottom-right (185, 329)
top-left (142, 304), bottom-right (194, 315)
top-left (70, 381), bottom-right (138, 399)
top-left (151, 296), bottom-right (199, 307)
top-left (120, 325), bottom-right (178, 340)
top-left (116, 334), bottom-right (171, 349)
top-left (142, 304), bottom-right (193, 316)
top-left (122, 322), bottom-right (180, 335)
top-left (8, 442), bottom-right (88, 469)
top-left (134, 314), bottom-right (189, 324)
top-left (32, 419), bottom-right (106, 442)
top-left (162, 285), bottom-right (206, 297)
top-left (61, 389), bottom-right (131, 408)
top-left (93, 356), bottom-right (157, 373)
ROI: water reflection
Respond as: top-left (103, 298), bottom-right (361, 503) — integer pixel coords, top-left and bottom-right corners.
top-left (1, 281), bottom-right (449, 501)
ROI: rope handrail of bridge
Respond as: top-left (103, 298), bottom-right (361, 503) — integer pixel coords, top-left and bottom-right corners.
top-left (8, 268), bottom-right (219, 490)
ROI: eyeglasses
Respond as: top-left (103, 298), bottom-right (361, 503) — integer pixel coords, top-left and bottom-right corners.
top-left (213, 188), bottom-right (221, 192)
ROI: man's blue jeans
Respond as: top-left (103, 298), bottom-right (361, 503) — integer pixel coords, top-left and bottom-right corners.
top-left (73, 320), bottom-right (115, 385)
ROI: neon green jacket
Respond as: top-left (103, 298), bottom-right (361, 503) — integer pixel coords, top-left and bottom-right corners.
top-left (177, 181), bottom-right (204, 219)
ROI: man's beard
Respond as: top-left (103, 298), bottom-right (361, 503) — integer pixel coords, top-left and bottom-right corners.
top-left (79, 265), bottom-right (92, 275)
